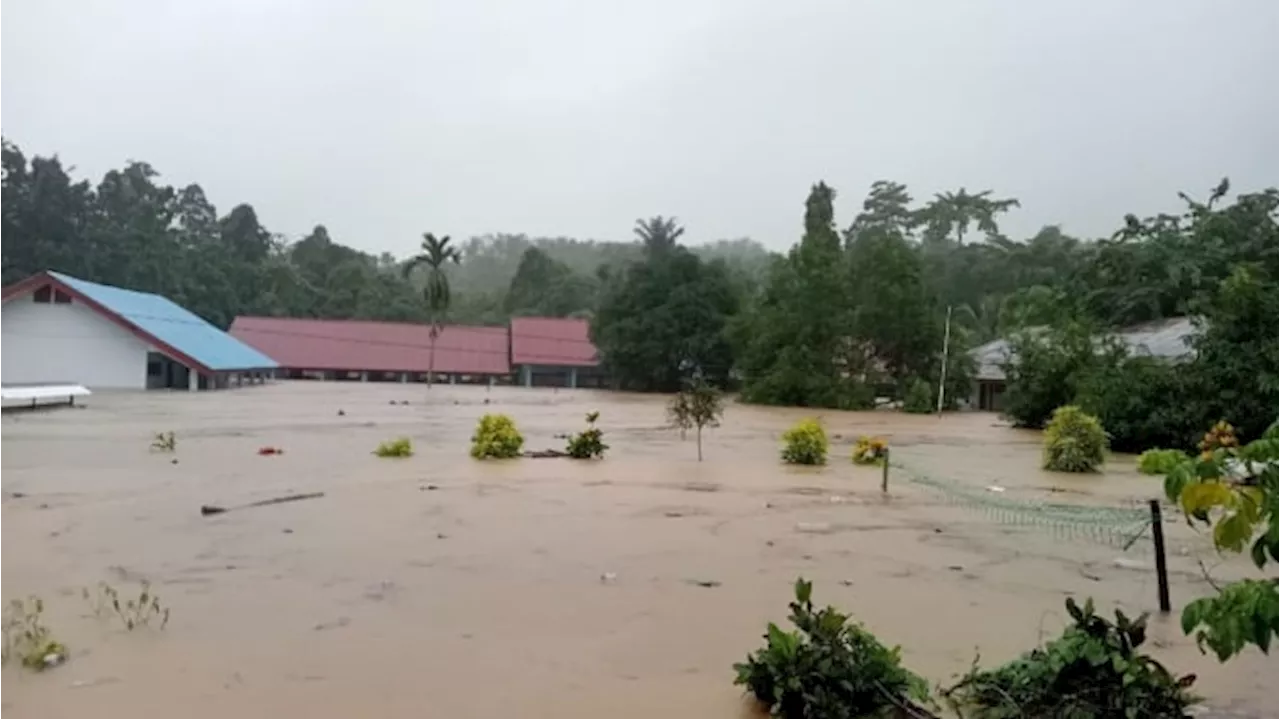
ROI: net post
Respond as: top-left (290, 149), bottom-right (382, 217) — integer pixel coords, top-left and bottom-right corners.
top-left (1149, 499), bottom-right (1171, 613)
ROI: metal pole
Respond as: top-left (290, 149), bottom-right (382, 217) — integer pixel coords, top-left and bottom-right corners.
top-left (936, 305), bottom-right (952, 414)
top-left (1149, 499), bottom-right (1171, 613)
top-left (881, 448), bottom-right (890, 493)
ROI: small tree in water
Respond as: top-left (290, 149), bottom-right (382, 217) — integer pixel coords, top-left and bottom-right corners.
top-left (667, 376), bottom-right (724, 461)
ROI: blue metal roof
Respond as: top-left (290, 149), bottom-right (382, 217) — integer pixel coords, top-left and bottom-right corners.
top-left (50, 272), bottom-right (278, 372)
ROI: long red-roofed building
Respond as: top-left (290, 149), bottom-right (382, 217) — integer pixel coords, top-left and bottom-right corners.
top-left (229, 316), bottom-right (511, 383)
top-left (228, 315), bottom-right (604, 387)
top-left (509, 316), bottom-right (603, 388)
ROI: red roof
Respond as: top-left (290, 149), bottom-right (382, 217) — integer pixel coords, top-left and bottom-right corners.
top-left (229, 317), bottom-right (511, 375)
top-left (510, 317), bottom-right (599, 367)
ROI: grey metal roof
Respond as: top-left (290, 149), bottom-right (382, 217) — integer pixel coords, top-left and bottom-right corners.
top-left (971, 317), bottom-right (1196, 383)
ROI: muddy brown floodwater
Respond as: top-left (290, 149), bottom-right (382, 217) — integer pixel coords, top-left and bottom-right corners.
top-left (2, 383), bottom-right (1276, 718)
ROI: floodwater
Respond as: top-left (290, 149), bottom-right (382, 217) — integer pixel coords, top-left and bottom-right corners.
top-left (2, 382), bottom-right (1275, 718)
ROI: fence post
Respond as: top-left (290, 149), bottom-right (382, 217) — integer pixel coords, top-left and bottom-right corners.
top-left (881, 448), bottom-right (890, 493)
top-left (1149, 499), bottom-right (1171, 613)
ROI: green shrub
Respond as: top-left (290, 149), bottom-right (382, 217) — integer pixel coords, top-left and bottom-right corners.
top-left (374, 437), bottom-right (413, 458)
top-left (470, 414), bottom-right (524, 459)
top-left (1137, 448), bottom-right (1190, 475)
top-left (851, 436), bottom-right (888, 466)
top-left (565, 411), bottom-right (608, 459)
top-left (734, 578), bottom-right (927, 718)
top-left (1043, 405), bottom-right (1108, 473)
top-left (1076, 354), bottom-right (1199, 454)
top-left (1002, 323), bottom-right (1103, 428)
top-left (780, 418), bottom-right (827, 465)
top-left (902, 378), bottom-right (934, 414)
top-left (944, 597), bottom-right (1198, 718)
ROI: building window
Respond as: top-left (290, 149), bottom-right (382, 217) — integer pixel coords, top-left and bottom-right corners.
top-left (33, 286), bottom-right (52, 303)
top-left (53, 289), bottom-right (72, 304)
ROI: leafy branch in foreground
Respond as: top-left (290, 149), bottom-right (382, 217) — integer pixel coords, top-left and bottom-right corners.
top-left (734, 578), bottom-right (927, 718)
top-left (943, 597), bottom-right (1198, 718)
top-left (1160, 420), bottom-right (1279, 661)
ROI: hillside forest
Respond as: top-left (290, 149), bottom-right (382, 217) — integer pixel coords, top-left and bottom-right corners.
top-left (3, 139), bottom-right (1276, 452)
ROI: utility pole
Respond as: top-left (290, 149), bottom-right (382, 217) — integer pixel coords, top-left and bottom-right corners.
top-left (936, 305), bottom-right (952, 414)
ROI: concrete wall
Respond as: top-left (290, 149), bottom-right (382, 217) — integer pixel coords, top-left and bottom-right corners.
top-left (2, 293), bottom-right (152, 389)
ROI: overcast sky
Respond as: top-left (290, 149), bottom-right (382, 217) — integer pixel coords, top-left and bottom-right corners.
top-left (3, 0), bottom-right (1277, 255)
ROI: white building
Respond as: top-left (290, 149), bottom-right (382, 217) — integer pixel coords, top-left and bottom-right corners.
top-left (2, 271), bottom-right (277, 390)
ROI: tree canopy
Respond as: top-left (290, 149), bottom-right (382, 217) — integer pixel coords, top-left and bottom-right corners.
top-left (3, 137), bottom-right (1274, 453)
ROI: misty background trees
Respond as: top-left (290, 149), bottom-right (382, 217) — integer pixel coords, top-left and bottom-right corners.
top-left (3, 138), bottom-right (1275, 452)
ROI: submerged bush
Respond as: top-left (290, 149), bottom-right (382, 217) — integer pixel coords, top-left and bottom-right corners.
top-left (944, 597), bottom-right (1198, 718)
top-left (1043, 405), bottom-right (1108, 473)
top-left (781, 418), bottom-right (828, 465)
top-left (374, 437), bottom-right (413, 458)
top-left (2, 597), bottom-right (67, 671)
top-left (1137, 448), bottom-right (1190, 475)
top-left (851, 436), bottom-right (888, 466)
top-left (902, 378), bottom-right (934, 414)
top-left (565, 411), bottom-right (608, 459)
top-left (470, 414), bottom-right (524, 459)
top-left (734, 578), bottom-right (927, 718)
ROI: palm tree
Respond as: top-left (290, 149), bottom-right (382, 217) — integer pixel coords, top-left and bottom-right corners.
top-left (922, 188), bottom-right (1020, 245)
top-left (403, 232), bottom-right (461, 388)
top-left (633, 216), bottom-right (685, 255)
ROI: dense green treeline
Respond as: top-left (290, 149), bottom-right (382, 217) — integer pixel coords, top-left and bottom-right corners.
top-left (3, 139), bottom-right (1275, 451)
top-left (0, 140), bottom-right (773, 328)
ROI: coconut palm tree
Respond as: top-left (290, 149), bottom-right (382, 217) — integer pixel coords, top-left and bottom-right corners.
top-left (403, 232), bottom-right (461, 388)
top-left (922, 188), bottom-right (1020, 245)
top-left (634, 216), bottom-right (685, 256)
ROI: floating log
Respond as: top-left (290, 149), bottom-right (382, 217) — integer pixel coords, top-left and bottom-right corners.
top-left (201, 492), bottom-right (325, 516)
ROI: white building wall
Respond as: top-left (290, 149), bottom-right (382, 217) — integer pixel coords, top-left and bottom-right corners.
top-left (2, 294), bottom-right (152, 389)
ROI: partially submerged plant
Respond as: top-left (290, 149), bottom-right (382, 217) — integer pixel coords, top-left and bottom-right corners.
top-left (151, 431), bottom-right (176, 452)
top-left (667, 376), bottom-right (725, 461)
top-left (83, 581), bottom-right (170, 631)
top-left (944, 597), bottom-right (1198, 718)
top-left (1042, 405), bottom-right (1108, 473)
top-left (373, 437), bottom-right (413, 458)
top-left (470, 413), bottom-right (524, 459)
top-left (852, 435), bottom-right (888, 466)
top-left (1137, 448), bottom-right (1189, 476)
top-left (781, 418), bottom-right (828, 465)
top-left (565, 411), bottom-right (608, 459)
top-left (734, 578), bottom-right (927, 718)
top-left (2, 597), bottom-right (67, 671)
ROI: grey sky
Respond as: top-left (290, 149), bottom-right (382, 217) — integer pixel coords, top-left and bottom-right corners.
top-left (3, 0), bottom-right (1277, 256)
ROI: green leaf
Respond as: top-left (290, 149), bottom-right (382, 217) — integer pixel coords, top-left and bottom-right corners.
top-left (794, 578), bottom-right (813, 606)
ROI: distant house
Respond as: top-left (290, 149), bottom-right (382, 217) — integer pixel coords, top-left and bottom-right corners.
top-left (509, 317), bottom-right (603, 388)
top-left (229, 316), bottom-right (510, 383)
top-left (969, 317), bottom-right (1197, 411)
top-left (1, 271), bottom-right (277, 390)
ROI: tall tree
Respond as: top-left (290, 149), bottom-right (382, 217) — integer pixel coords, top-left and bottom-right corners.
top-left (592, 225), bottom-right (739, 391)
top-left (921, 188), bottom-right (1020, 245)
top-left (738, 183), bottom-right (864, 408)
top-left (404, 232), bottom-right (462, 387)
top-left (504, 246), bottom-right (597, 317)
top-left (633, 216), bottom-right (685, 256)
